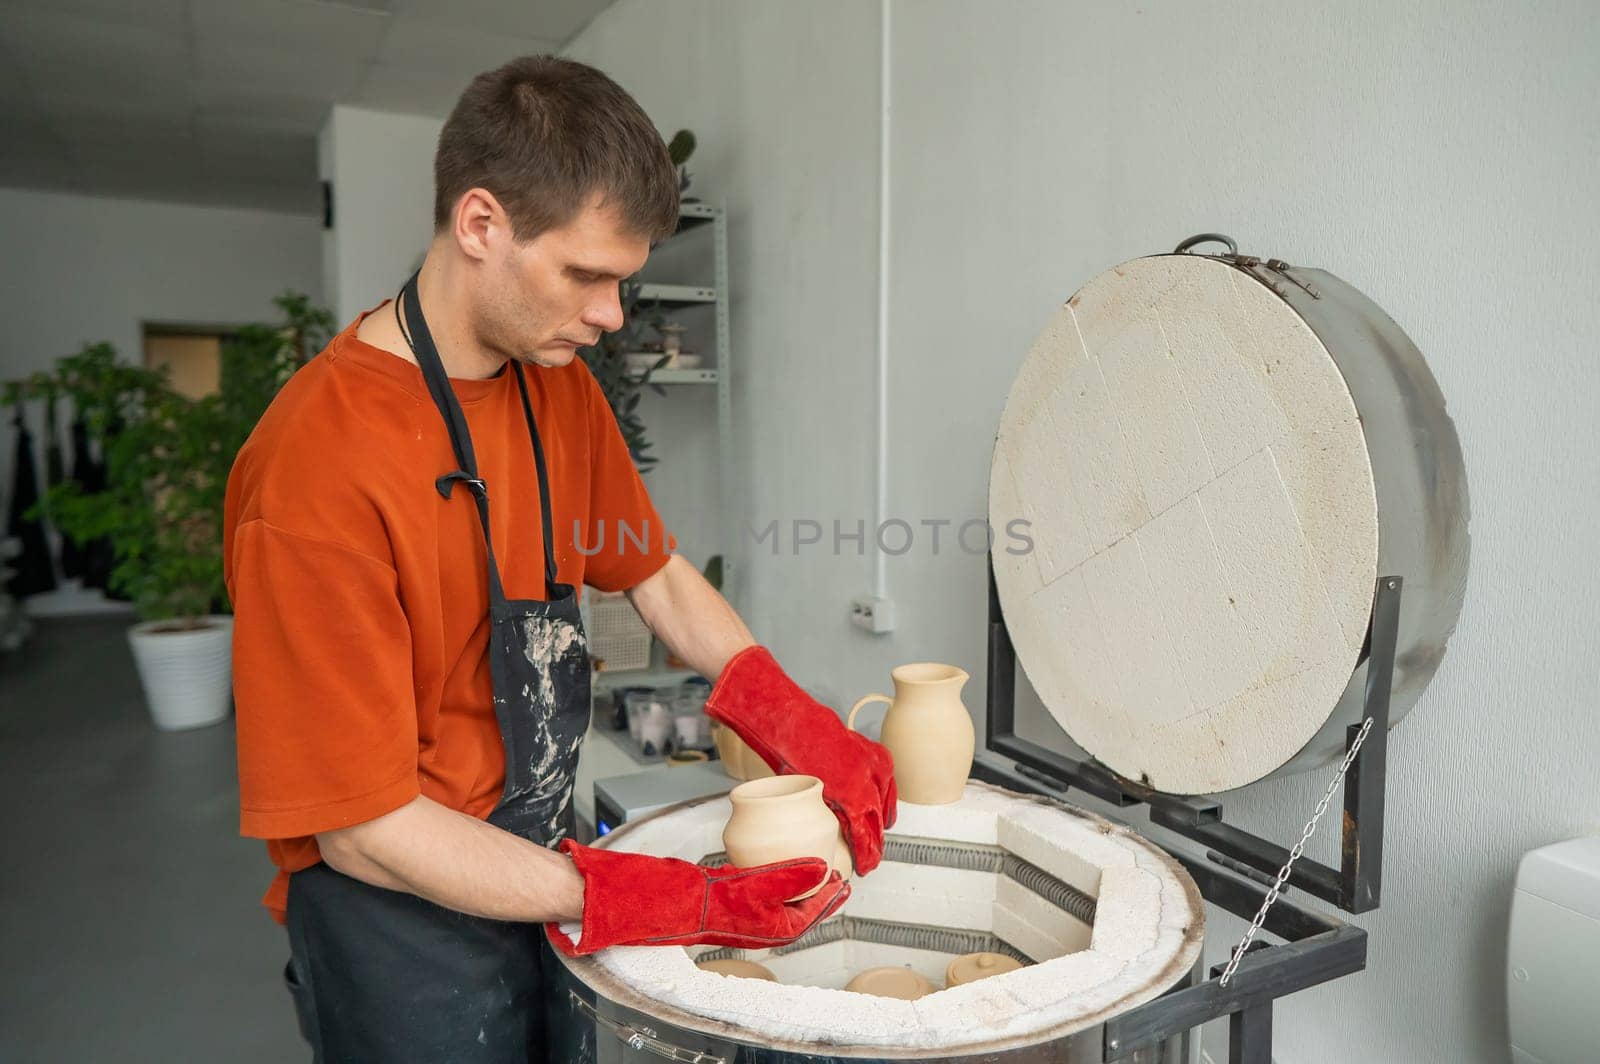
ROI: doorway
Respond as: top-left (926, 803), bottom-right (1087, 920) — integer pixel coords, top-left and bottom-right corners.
top-left (142, 324), bottom-right (238, 399)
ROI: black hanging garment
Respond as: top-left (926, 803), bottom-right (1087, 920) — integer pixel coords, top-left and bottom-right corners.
top-left (5, 411), bottom-right (58, 598)
top-left (43, 398), bottom-right (63, 490)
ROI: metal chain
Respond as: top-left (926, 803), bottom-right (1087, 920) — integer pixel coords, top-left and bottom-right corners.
top-left (1217, 716), bottom-right (1375, 988)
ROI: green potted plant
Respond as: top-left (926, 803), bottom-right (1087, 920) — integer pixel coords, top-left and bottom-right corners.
top-left (667, 129), bottom-right (697, 198)
top-left (5, 294), bottom-right (331, 729)
top-left (579, 128), bottom-right (699, 471)
top-left (580, 280), bottom-right (673, 472)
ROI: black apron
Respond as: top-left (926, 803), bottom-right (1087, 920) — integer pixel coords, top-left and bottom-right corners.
top-left (283, 274), bottom-right (591, 1063)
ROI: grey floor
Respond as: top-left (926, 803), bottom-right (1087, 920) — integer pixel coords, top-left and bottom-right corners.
top-left (1, 615), bottom-right (307, 1063)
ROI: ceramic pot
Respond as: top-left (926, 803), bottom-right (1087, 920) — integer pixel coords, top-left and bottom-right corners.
top-left (844, 966), bottom-right (938, 1000)
top-left (695, 958), bottom-right (777, 981)
top-left (712, 721), bottom-right (775, 781)
top-left (848, 662), bottom-right (975, 805)
top-left (945, 951), bottom-right (1025, 987)
top-left (723, 775), bottom-right (839, 901)
top-left (127, 616), bottom-right (234, 731)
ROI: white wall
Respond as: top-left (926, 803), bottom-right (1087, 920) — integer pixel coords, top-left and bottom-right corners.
top-left (567, 1), bottom-right (1600, 1060)
top-left (0, 187), bottom-right (323, 387)
top-left (318, 105), bottom-right (442, 325)
top-left (564, 1), bottom-right (883, 707)
top-left (0, 187), bottom-right (322, 519)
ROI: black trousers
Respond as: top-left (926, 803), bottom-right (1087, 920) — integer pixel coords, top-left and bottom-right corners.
top-left (285, 863), bottom-right (549, 1063)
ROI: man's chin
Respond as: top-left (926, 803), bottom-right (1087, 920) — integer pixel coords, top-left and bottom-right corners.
top-left (519, 346), bottom-right (580, 369)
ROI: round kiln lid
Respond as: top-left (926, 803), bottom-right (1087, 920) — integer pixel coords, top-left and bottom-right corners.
top-left (989, 252), bottom-right (1381, 794)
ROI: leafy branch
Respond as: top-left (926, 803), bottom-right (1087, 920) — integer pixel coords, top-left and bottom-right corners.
top-left (579, 281), bottom-right (671, 473)
top-left (4, 293), bottom-right (333, 625)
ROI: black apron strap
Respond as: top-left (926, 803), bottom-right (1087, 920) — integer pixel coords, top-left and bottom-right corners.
top-left (511, 363), bottom-right (561, 596)
top-left (397, 271), bottom-right (511, 606)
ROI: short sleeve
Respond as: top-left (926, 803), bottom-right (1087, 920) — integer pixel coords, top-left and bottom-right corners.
top-left (581, 374), bottom-right (677, 592)
top-left (228, 519), bottom-right (420, 839)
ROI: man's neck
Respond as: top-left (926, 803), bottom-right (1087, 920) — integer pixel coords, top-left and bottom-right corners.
top-left (357, 248), bottom-right (508, 381)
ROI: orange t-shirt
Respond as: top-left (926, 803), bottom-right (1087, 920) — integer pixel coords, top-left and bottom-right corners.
top-left (223, 303), bottom-right (674, 922)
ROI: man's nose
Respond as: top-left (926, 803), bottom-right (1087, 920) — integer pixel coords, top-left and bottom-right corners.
top-left (583, 288), bottom-right (625, 333)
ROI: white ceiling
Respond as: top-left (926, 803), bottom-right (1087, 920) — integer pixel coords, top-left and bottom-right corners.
top-left (0, 0), bottom-right (616, 215)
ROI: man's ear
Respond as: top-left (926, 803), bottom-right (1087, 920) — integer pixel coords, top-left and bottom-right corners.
top-left (452, 187), bottom-right (509, 262)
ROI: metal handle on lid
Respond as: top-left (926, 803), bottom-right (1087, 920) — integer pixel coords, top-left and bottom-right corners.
top-left (569, 991), bottom-right (727, 1064)
top-left (1172, 233), bottom-right (1323, 300)
top-left (1173, 232), bottom-right (1238, 256)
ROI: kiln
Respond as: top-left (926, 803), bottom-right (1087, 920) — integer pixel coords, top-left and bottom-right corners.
top-left (544, 234), bottom-right (1469, 1062)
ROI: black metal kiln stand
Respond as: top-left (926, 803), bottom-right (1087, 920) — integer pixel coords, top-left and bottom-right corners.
top-left (971, 557), bottom-right (1403, 1064)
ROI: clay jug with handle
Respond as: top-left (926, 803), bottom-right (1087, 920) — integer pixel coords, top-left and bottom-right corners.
top-left (848, 663), bottom-right (974, 805)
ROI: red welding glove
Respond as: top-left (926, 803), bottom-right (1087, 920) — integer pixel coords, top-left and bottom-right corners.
top-left (704, 645), bottom-right (898, 874)
top-left (546, 840), bottom-right (849, 956)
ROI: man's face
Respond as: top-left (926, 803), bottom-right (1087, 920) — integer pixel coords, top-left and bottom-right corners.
top-left (477, 196), bottom-right (652, 368)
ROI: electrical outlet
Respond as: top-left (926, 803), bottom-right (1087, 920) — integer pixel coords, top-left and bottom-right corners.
top-left (850, 595), bottom-right (895, 634)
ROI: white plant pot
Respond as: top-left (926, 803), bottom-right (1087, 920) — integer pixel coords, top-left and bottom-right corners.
top-left (127, 615), bottom-right (234, 731)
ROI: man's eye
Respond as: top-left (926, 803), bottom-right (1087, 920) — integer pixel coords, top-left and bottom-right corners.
top-left (573, 271), bottom-right (597, 283)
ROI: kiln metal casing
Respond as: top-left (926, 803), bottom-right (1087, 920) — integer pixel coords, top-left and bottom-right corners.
top-left (1231, 252), bottom-right (1469, 780)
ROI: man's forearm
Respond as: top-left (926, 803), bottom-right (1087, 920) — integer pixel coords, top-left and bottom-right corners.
top-left (316, 795), bottom-right (585, 923)
top-left (626, 554), bottom-right (754, 678)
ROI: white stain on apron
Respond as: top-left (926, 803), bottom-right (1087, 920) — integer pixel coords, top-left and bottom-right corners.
top-left (517, 615), bottom-right (588, 839)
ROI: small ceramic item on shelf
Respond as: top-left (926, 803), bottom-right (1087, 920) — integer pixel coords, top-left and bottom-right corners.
top-left (667, 749), bottom-right (709, 768)
top-left (848, 663), bottom-right (975, 805)
top-left (624, 352), bottom-right (665, 375)
top-left (944, 951), bottom-right (1025, 987)
top-left (844, 966), bottom-right (938, 1000)
top-left (673, 353), bottom-right (702, 369)
top-left (658, 321), bottom-right (688, 356)
top-left (722, 775), bottom-right (840, 901)
top-left (695, 958), bottom-right (777, 981)
top-left (712, 720), bottom-right (775, 781)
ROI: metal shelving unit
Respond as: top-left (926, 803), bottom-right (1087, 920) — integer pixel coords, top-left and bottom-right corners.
top-left (637, 282), bottom-right (717, 306)
top-left (634, 200), bottom-right (737, 610)
top-left (641, 368), bottom-right (718, 385)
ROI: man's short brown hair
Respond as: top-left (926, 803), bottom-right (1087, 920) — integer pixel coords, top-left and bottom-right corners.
top-left (434, 56), bottom-right (679, 242)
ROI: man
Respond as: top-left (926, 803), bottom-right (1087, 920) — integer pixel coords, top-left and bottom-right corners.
top-left (223, 56), bottom-right (896, 1062)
